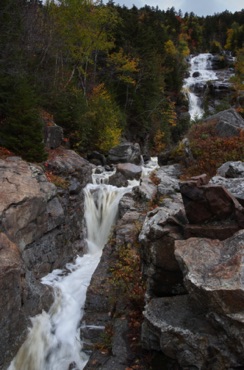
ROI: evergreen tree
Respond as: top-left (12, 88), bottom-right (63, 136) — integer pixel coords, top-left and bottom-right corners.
top-left (0, 75), bottom-right (47, 162)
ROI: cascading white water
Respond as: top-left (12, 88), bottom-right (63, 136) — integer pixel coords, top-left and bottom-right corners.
top-left (8, 182), bottom-right (131, 370)
top-left (183, 53), bottom-right (218, 121)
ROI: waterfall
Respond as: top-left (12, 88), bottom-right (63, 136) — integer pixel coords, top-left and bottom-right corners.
top-left (183, 53), bottom-right (218, 121)
top-left (8, 181), bottom-right (131, 370)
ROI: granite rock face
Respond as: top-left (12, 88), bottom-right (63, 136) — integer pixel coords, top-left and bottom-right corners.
top-left (107, 142), bottom-right (141, 165)
top-left (180, 176), bottom-right (244, 240)
top-left (44, 124), bottom-right (63, 149)
top-left (217, 161), bottom-right (244, 178)
top-left (139, 201), bottom-right (187, 297)
top-left (0, 233), bottom-right (26, 366)
top-left (141, 166), bottom-right (244, 369)
top-left (142, 294), bottom-right (244, 370)
top-left (116, 162), bottom-right (142, 180)
top-left (175, 232), bottom-right (244, 316)
top-left (210, 177), bottom-right (244, 208)
top-left (142, 230), bottom-right (244, 369)
top-left (0, 151), bottom-right (92, 369)
top-left (204, 108), bottom-right (244, 137)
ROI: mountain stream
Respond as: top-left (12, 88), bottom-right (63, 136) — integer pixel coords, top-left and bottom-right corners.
top-left (8, 159), bottom-right (158, 370)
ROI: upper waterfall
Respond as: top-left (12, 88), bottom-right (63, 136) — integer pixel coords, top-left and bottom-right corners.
top-left (183, 53), bottom-right (218, 121)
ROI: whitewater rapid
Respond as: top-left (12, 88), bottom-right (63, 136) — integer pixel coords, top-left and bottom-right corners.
top-left (8, 181), bottom-right (131, 370)
top-left (183, 53), bottom-right (218, 120)
top-left (8, 157), bottom-right (159, 370)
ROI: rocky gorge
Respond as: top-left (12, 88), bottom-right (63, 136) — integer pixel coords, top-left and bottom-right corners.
top-left (1, 108), bottom-right (244, 370)
top-left (0, 147), bottom-right (92, 368)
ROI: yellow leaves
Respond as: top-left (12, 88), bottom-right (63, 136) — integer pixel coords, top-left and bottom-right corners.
top-left (225, 28), bottom-right (234, 50)
top-left (98, 125), bottom-right (122, 153)
top-left (164, 39), bottom-right (177, 56)
top-left (153, 129), bottom-right (166, 154)
top-left (91, 83), bottom-right (108, 99)
top-left (232, 47), bottom-right (244, 91)
top-left (108, 48), bottom-right (139, 86)
top-left (85, 83), bottom-right (122, 152)
top-left (162, 98), bottom-right (177, 127)
top-left (178, 32), bottom-right (190, 57)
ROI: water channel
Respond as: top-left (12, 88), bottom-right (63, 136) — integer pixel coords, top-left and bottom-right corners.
top-left (8, 159), bottom-right (158, 370)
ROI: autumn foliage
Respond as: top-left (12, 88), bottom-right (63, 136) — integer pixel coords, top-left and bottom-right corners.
top-left (182, 119), bottom-right (244, 178)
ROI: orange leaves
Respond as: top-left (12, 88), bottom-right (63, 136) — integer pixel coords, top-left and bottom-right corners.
top-left (109, 243), bottom-right (145, 309)
top-left (44, 169), bottom-right (69, 189)
top-left (182, 119), bottom-right (244, 178)
top-left (40, 109), bottom-right (55, 127)
top-left (0, 146), bottom-right (14, 159)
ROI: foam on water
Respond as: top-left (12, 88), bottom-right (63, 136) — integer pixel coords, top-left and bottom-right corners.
top-left (183, 53), bottom-right (218, 120)
top-left (8, 158), bottom-right (159, 370)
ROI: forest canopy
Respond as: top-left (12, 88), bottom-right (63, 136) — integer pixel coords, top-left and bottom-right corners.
top-left (0, 0), bottom-right (243, 161)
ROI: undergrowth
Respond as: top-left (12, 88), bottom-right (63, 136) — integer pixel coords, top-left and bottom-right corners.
top-left (181, 119), bottom-right (244, 178)
top-left (107, 223), bottom-right (153, 370)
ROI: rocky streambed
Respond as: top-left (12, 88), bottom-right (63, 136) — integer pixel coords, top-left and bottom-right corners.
top-left (1, 137), bottom-right (244, 369)
top-left (83, 160), bottom-right (244, 370)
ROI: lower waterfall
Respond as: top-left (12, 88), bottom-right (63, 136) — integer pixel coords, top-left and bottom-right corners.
top-left (8, 182), bottom-right (131, 370)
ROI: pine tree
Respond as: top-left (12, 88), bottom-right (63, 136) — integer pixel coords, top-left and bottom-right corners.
top-left (0, 75), bottom-right (47, 162)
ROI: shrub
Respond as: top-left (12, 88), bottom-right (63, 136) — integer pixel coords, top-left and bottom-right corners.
top-left (182, 119), bottom-right (244, 178)
top-left (82, 84), bottom-right (123, 153)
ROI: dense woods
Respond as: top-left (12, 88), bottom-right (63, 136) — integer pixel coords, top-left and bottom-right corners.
top-left (0, 0), bottom-right (243, 162)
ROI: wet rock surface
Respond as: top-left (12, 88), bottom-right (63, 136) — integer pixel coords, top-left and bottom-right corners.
top-left (139, 200), bottom-right (186, 297)
top-left (83, 189), bottom-right (147, 370)
top-left (0, 150), bottom-right (92, 369)
top-left (107, 142), bottom-right (141, 165)
top-left (3, 139), bottom-right (244, 370)
top-left (116, 162), bottom-right (142, 180)
top-left (142, 294), bottom-right (244, 370)
top-left (141, 164), bottom-right (244, 369)
top-left (85, 160), bottom-right (244, 370)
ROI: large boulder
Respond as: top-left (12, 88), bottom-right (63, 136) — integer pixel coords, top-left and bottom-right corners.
top-left (107, 142), bottom-right (141, 165)
top-left (116, 163), bottom-right (142, 180)
top-left (180, 179), bottom-right (244, 229)
top-left (108, 163), bottom-right (142, 188)
top-left (211, 162), bottom-right (244, 207)
top-left (23, 150), bottom-right (92, 277)
top-left (142, 231), bottom-right (244, 369)
top-left (175, 231), bottom-right (244, 315)
top-left (140, 165), bottom-right (244, 369)
top-left (87, 151), bottom-right (106, 166)
top-left (44, 125), bottom-right (63, 149)
top-left (108, 171), bottom-right (128, 187)
top-left (203, 108), bottom-right (244, 137)
top-left (217, 161), bottom-right (244, 178)
top-left (156, 165), bottom-right (181, 196)
top-left (142, 294), bottom-right (244, 370)
top-left (139, 200), bottom-right (187, 297)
